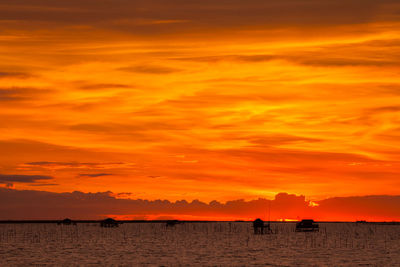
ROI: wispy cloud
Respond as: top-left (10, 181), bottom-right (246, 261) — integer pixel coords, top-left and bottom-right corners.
top-left (78, 173), bottom-right (112, 177)
top-left (119, 65), bottom-right (181, 74)
top-left (0, 87), bottom-right (50, 102)
top-left (0, 174), bottom-right (54, 188)
top-left (24, 162), bottom-right (126, 170)
top-left (79, 83), bottom-right (133, 90)
top-left (0, 72), bottom-right (31, 79)
top-left (29, 183), bottom-right (59, 186)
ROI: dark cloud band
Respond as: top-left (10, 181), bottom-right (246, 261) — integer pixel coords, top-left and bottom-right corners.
top-left (0, 174), bottom-right (53, 184)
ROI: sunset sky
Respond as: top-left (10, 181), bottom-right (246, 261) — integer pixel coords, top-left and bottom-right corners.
top-left (1, 0), bottom-right (400, 220)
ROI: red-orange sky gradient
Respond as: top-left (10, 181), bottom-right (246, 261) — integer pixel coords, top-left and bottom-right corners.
top-left (1, 0), bottom-right (400, 220)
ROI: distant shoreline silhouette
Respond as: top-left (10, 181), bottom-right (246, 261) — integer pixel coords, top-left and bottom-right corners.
top-left (0, 220), bottom-right (398, 224)
top-left (100, 218), bottom-right (119, 227)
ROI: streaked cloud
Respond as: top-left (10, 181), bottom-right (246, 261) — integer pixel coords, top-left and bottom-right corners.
top-left (22, 161), bottom-right (129, 171)
top-left (78, 173), bottom-right (113, 177)
top-left (119, 65), bottom-right (181, 74)
top-left (0, 72), bottom-right (31, 79)
top-left (78, 83), bottom-right (133, 91)
top-left (0, 87), bottom-right (51, 102)
top-left (0, 174), bottom-right (54, 188)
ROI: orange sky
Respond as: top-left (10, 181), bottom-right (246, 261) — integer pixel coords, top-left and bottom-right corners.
top-left (1, 1), bottom-right (400, 219)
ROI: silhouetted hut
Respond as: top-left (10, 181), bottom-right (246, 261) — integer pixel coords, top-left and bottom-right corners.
top-left (57, 218), bottom-right (75, 225)
top-left (253, 218), bottom-right (272, 234)
top-left (253, 218), bottom-right (264, 234)
top-left (295, 219), bottom-right (319, 232)
top-left (100, 218), bottom-right (119, 228)
top-left (166, 220), bottom-right (180, 228)
top-left (356, 220), bottom-right (367, 224)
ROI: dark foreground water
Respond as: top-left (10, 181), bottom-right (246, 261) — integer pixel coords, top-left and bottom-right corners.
top-left (0, 222), bottom-right (399, 266)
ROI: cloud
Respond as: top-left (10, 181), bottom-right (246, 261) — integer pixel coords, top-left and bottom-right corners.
top-left (0, 87), bottom-right (50, 102)
top-left (119, 65), bottom-right (181, 74)
top-left (79, 83), bottom-right (133, 90)
top-left (29, 183), bottom-right (59, 186)
top-left (148, 175), bottom-right (162, 179)
top-left (173, 48), bottom-right (400, 68)
top-left (0, 89), bottom-right (23, 101)
top-left (78, 173), bottom-right (112, 177)
top-left (0, 72), bottom-right (31, 79)
top-left (68, 122), bottom-right (192, 141)
top-left (0, 140), bottom-right (117, 167)
top-left (172, 55), bottom-right (277, 63)
top-left (292, 57), bottom-right (399, 67)
top-left (247, 134), bottom-right (322, 146)
top-left (1, 0), bottom-right (399, 35)
top-left (366, 106), bottom-right (400, 114)
top-left (24, 161), bottom-right (125, 170)
top-left (153, 90), bottom-right (299, 111)
top-left (1, 188), bottom-right (400, 221)
top-left (1, 137), bottom-right (397, 202)
top-left (0, 174), bottom-right (54, 184)
top-left (112, 192), bottom-right (133, 198)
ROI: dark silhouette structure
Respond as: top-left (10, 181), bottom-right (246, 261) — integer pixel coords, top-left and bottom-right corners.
top-left (253, 218), bottom-right (264, 234)
top-left (253, 218), bottom-right (273, 234)
top-left (57, 218), bottom-right (76, 225)
top-left (295, 219), bottom-right (319, 232)
top-left (166, 220), bottom-right (180, 228)
top-left (100, 218), bottom-right (119, 228)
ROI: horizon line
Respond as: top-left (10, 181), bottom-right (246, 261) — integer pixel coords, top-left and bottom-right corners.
top-left (0, 220), bottom-right (399, 224)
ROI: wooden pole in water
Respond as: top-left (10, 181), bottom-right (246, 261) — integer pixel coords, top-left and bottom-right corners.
top-left (268, 201), bottom-right (271, 223)
top-left (267, 201), bottom-right (271, 232)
